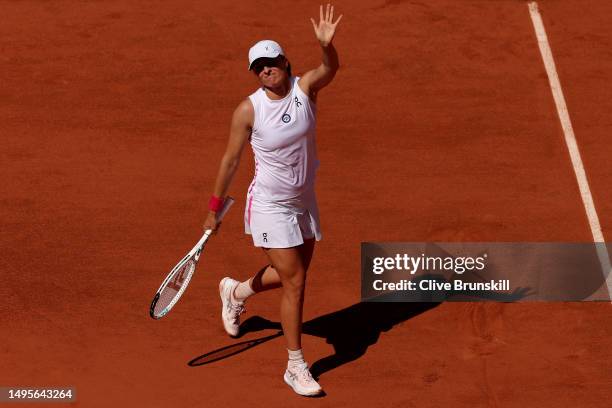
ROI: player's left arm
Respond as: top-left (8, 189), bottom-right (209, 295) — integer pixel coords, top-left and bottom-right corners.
top-left (299, 4), bottom-right (343, 101)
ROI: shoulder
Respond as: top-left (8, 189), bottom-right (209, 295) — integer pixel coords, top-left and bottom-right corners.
top-left (232, 98), bottom-right (254, 128)
top-left (296, 75), bottom-right (317, 104)
top-left (235, 98), bottom-right (254, 115)
top-left (296, 74), bottom-right (308, 93)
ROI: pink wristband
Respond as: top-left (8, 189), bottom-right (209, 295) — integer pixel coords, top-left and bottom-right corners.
top-left (209, 195), bottom-right (224, 212)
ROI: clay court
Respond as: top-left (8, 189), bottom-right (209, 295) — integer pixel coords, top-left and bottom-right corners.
top-left (2, 0), bottom-right (611, 406)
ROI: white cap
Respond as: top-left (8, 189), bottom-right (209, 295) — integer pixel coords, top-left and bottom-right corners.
top-left (248, 40), bottom-right (285, 70)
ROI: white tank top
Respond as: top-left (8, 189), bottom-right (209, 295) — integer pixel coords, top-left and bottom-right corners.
top-left (247, 76), bottom-right (318, 202)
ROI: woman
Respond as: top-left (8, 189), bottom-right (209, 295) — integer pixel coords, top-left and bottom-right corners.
top-left (203, 4), bottom-right (342, 397)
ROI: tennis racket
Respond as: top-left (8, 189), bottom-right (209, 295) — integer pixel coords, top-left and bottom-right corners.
top-left (149, 197), bottom-right (235, 319)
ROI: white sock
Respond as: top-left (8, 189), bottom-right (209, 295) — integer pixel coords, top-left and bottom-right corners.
top-left (287, 348), bottom-right (305, 369)
top-left (232, 279), bottom-right (255, 303)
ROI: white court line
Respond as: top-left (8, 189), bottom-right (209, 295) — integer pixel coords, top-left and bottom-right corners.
top-left (528, 1), bottom-right (612, 299)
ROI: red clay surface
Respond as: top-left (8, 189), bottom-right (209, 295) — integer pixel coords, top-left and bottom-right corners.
top-left (1, 1), bottom-right (610, 407)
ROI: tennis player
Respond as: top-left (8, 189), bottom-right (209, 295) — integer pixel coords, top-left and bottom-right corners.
top-left (203, 4), bottom-right (342, 397)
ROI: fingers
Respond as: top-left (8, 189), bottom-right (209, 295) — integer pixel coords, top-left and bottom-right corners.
top-left (318, 4), bottom-right (340, 24)
top-left (203, 212), bottom-right (220, 234)
top-left (313, 4), bottom-right (342, 37)
top-left (334, 14), bottom-right (343, 26)
top-left (203, 222), bottom-right (221, 235)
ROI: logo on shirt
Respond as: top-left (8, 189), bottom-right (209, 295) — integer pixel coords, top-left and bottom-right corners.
top-left (281, 114), bottom-right (291, 123)
top-left (262, 233), bottom-right (268, 243)
top-left (294, 96), bottom-right (302, 108)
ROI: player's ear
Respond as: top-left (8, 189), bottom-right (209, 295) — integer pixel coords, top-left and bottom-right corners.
top-left (285, 60), bottom-right (292, 77)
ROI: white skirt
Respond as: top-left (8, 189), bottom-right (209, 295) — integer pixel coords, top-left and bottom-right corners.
top-left (244, 190), bottom-right (322, 248)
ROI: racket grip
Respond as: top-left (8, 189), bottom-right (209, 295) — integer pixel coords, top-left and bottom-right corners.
top-left (202, 197), bottom-right (234, 239)
top-left (216, 196), bottom-right (235, 221)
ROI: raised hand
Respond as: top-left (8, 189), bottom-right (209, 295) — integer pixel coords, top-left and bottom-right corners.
top-left (310, 4), bottom-right (343, 47)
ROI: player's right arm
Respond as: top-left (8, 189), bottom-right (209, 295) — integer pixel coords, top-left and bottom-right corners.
top-left (203, 99), bottom-right (253, 232)
top-left (299, 4), bottom-right (342, 102)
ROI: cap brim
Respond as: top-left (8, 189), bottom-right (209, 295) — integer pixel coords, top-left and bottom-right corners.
top-left (248, 52), bottom-right (281, 70)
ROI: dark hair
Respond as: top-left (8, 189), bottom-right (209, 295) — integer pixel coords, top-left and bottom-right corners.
top-left (279, 55), bottom-right (292, 77)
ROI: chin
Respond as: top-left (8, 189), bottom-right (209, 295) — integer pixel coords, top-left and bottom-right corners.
top-left (264, 77), bottom-right (285, 88)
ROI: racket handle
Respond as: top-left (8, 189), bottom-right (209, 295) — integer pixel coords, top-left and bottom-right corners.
top-left (216, 196), bottom-right (235, 221)
top-left (201, 197), bottom-right (235, 241)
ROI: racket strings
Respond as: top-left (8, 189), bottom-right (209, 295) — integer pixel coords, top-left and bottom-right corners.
top-left (153, 259), bottom-right (196, 317)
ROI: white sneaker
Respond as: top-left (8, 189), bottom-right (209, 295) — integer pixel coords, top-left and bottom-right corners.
top-left (284, 362), bottom-right (323, 396)
top-left (219, 277), bottom-right (245, 337)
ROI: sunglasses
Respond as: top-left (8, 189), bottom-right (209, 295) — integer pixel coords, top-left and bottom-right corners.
top-left (251, 56), bottom-right (285, 74)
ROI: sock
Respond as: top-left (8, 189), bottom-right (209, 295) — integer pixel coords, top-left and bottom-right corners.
top-left (287, 348), bottom-right (305, 369)
top-left (232, 279), bottom-right (255, 303)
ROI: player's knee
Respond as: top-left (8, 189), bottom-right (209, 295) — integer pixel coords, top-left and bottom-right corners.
top-left (283, 273), bottom-right (305, 298)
